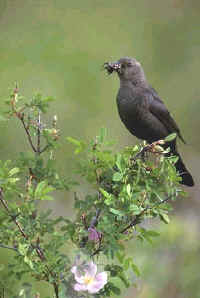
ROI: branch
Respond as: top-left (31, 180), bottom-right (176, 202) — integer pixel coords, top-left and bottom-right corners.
top-left (0, 188), bottom-right (58, 284)
top-left (121, 195), bottom-right (172, 234)
top-left (0, 243), bottom-right (18, 253)
top-left (37, 112), bottom-right (41, 153)
top-left (40, 144), bottom-right (49, 154)
top-left (20, 115), bottom-right (37, 153)
top-left (89, 208), bottom-right (101, 228)
top-left (132, 140), bottom-right (165, 162)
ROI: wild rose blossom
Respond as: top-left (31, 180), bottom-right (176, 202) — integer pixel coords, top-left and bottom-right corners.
top-left (71, 261), bottom-right (107, 294)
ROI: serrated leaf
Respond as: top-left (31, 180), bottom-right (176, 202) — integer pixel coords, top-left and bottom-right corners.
top-left (127, 184), bottom-right (131, 197)
top-left (165, 133), bottom-right (177, 142)
top-left (8, 167), bottom-right (20, 176)
top-left (118, 272), bottom-right (130, 288)
top-left (35, 181), bottom-right (54, 199)
top-left (116, 251), bottom-right (125, 264)
top-left (130, 205), bottom-right (142, 215)
top-left (116, 154), bottom-right (122, 171)
top-left (124, 258), bottom-right (130, 270)
top-left (8, 177), bottom-right (20, 183)
top-left (112, 172), bottom-right (123, 182)
top-left (109, 208), bottom-right (123, 216)
top-left (24, 256), bottom-right (34, 269)
top-left (66, 137), bottom-right (80, 146)
top-left (35, 181), bottom-right (46, 197)
top-left (99, 188), bottom-right (114, 203)
top-left (159, 213), bottom-right (170, 224)
top-left (131, 262), bottom-right (141, 277)
top-left (146, 230), bottom-right (160, 237)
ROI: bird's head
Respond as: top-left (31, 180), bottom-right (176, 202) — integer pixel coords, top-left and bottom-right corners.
top-left (104, 57), bottom-right (146, 85)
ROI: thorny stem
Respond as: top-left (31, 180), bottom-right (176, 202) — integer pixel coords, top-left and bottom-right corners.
top-left (37, 112), bottom-right (41, 154)
top-left (121, 196), bottom-right (172, 234)
top-left (8, 87), bottom-right (60, 296)
top-left (11, 87), bottom-right (50, 155)
top-left (20, 115), bottom-right (37, 153)
top-left (40, 144), bottom-right (50, 154)
top-left (132, 139), bottom-right (165, 162)
top-left (53, 283), bottom-right (59, 298)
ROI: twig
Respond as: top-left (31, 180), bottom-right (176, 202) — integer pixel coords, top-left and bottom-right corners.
top-left (53, 283), bottom-right (59, 298)
top-left (40, 144), bottom-right (49, 154)
top-left (132, 140), bottom-right (165, 162)
top-left (37, 112), bottom-right (41, 153)
top-left (0, 188), bottom-right (28, 239)
top-left (0, 243), bottom-right (18, 253)
top-left (91, 247), bottom-right (102, 257)
top-left (89, 208), bottom-right (101, 228)
top-left (20, 115), bottom-right (37, 153)
top-left (121, 195), bottom-right (172, 233)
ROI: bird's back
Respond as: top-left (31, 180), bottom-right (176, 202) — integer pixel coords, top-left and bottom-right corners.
top-left (116, 85), bottom-right (169, 143)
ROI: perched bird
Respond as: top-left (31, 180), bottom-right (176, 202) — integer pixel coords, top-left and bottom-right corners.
top-left (104, 57), bottom-right (194, 186)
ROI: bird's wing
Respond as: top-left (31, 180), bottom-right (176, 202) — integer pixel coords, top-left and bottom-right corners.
top-left (148, 87), bottom-right (186, 144)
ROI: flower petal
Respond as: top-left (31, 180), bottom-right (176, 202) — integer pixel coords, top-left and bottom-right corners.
top-left (85, 261), bottom-right (97, 277)
top-left (95, 272), bottom-right (108, 285)
top-left (87, 272), bottom-right (108, 294)
top-left (71, 266), bottom-right (85, 284)
top-left (74, 283), bottom-right (87, 292)
top-left (71, 266), bottom-right (76, 274)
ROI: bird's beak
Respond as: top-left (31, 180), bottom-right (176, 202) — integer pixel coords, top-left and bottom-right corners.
top-left (103, 61), bottom-right (121, 74)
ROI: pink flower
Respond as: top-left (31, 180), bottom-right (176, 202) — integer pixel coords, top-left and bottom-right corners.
top-left (71, 261), bottom-right (107, 294)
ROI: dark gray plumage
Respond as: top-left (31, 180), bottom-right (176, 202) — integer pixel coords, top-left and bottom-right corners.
top-left (104, 57), bottom-right (194, 186)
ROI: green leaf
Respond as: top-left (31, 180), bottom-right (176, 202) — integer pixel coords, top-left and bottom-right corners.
top-left (130, 205), bottom-right (142, 215)
top-left (116, 252), bottom-right (125, 264)
top-left (165, 133), bottom-right (177, 142)
top-left (146, 230), bottom-right (160, 237)
top-left (99, 188), bottom-right (114, 205)
top-left (8, 167), bottom-right (20, 176)
top-left (116, 154), bottom-right (122, 171)
top-left (24, 256), bottom-right (34, 269)
top-left (124, 258), bottom-right (130, 270)
top-left (118, 272), bottom-right (130, 288)
top-left (112, 172), bottom-right (123, 182)
top-left (159, 213), bottom-right (170, 224)
top-left (66, 137), bottom-right (80, 146)
top-left (126, 184), bottom-right (131, 197)
top-left (18, 243), bottom-right (29, 255)
top-left (131, 262), bottom-right (141, 277)
top-left (35, 181), bottom-right (47, 197)
top-left (109, 208), bottom-right (123, 216)
top-left (35, 181), bottom-right (54, 199)
top-left (66, 137), bottom-right (86, 154)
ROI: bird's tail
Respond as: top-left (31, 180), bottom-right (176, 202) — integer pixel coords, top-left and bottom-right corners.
top-left (174, 151), bottom-right (194, 187)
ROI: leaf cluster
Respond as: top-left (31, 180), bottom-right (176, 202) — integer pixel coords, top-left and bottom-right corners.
top-left (0, 90), bottom-right (185, 298)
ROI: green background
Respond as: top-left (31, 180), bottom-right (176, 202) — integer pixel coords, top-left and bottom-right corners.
top-left (0, 0), bottom-right (200, 297)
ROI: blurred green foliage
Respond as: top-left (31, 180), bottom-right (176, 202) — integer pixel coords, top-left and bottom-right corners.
top-left (0, 0), bottom-right (199, 297)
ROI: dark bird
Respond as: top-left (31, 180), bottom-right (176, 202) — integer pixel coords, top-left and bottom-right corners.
top-left (104, 57), bottom-right (194, 186)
